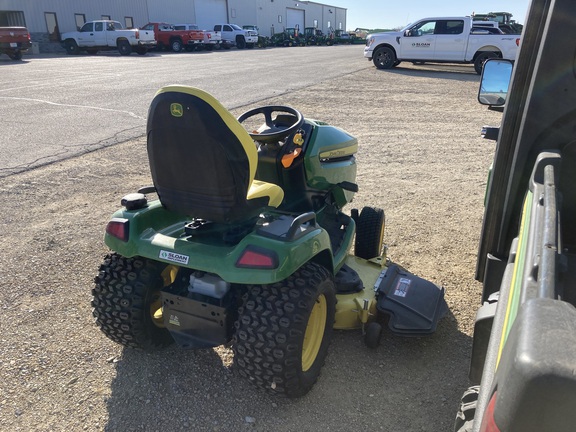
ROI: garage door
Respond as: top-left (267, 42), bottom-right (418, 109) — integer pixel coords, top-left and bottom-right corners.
top-left (195, 0), bottom-right (227, 30)
top-left (286, 8), bottom-right (304, 30)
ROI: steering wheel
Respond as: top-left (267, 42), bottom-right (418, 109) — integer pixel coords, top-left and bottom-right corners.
top-left (237, 105), bottom-right (304, 143)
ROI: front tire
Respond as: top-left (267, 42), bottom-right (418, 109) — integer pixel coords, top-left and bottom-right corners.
top-left (236, 36), bottom-right (246, 49)
top-left (355, 206), bottom-right (385, 259)
top-left (64, 39), bottom-right (80, 55)
top-left (92, 253), bottom-right (174, 351)
top-left (373, 46), bottom-right (396, 69)
top-left (233, 262), bottom-right (336, 398)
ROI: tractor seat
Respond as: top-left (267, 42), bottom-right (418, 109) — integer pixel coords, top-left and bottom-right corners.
top-left (147, 85), bottom-right (284, 223)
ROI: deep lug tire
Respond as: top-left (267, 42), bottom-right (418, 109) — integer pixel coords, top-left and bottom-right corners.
top-left (454, 385), bottom-right (480, 432)
top-left (354, 206), bottom-right (385, 259)
top-left (92, 253), bottom-right (174, 351)
top-left (233, 262), bottom-right (336, 398)
top-left (373, 46), bottom-right (396, 69)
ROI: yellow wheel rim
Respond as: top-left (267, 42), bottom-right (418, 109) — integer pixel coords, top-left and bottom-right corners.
top-left (150, 265), bottom-right (179, 328)
top-left (302, 294), bottom-right (327, 372)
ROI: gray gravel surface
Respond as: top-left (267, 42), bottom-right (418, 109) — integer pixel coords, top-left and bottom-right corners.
top-left (0, 60), bottom-right (502, 431)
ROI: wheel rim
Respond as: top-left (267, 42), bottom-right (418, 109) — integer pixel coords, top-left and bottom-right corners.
top-left (302, 294), bottom-right (327, 371)
top-left (149, 265), bottom-right (178, 328)
top-left (149, 292), bottom-right (164, 327)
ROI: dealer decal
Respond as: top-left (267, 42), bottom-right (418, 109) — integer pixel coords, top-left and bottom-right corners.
top-left (393, 277), bottom-right (411, 297)
top-left (412, 42), bottom-right (431, 47)
top-left (159, 250), bottom-right (189, 265)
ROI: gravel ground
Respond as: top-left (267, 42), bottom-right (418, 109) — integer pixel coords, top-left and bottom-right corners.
top-left (0, 62), bottom-right (503, 431)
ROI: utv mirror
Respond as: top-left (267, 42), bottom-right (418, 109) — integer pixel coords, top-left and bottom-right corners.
top-left (478, 59), bottom-right (514, 106)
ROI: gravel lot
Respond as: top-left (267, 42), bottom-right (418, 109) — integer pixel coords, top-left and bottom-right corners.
top-left (0, 60), bottom-right (503, 431)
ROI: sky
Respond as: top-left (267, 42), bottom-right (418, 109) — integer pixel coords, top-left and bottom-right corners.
top-left (323, 0), bottom-right (531, 31)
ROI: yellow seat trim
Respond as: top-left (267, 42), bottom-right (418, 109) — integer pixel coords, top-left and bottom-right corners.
top-left (247, 180), bottom-right (284, 208)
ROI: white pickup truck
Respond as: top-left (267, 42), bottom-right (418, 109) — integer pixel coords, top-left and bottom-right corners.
top-left (364, 16), bottom-right (520, 74)
top-left (213, 24), bottom-right (258, 49)
top-left (61, 20), bottom-right (156, 56)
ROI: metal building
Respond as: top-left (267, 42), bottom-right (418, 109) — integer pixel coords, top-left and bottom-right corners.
top-left (0, 0), bottom-right (346, 53)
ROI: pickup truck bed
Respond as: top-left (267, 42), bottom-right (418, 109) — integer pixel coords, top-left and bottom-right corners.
top-left (0, 26), bottom-right (31, 60)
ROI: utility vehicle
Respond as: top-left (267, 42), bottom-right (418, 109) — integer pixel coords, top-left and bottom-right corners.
top-left (93, 86), bottom-right (447, 397)
top-left (454, 0), bottom-right (576, 430)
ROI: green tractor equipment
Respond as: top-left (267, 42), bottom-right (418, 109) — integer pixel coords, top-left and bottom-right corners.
top-left (93, 85), bottom-right (448, 397)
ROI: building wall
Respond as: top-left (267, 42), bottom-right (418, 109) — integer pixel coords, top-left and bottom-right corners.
top-left (0, 0), bottom-right (345, 52)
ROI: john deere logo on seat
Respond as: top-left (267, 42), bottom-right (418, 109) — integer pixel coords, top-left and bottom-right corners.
top-left (170, 103), bottom-right (183, 117)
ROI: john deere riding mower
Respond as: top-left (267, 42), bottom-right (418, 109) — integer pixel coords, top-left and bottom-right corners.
top-left (92, 85), bottom-right (447, 397)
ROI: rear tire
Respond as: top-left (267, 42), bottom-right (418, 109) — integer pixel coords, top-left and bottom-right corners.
top-left (118, 40), bottom-right (132, 56)
top-left (92, 253), bottom-right (174, 351)
top-left (170, 39), bottom-right (183, 52)
top-left (233, 262), bottom-right (336, 398)
top-left (8, 50), bottom-right (23, 60)
top-left (454, 386), bottom-right (480, 432)
top-left (355, 206), bottom-right (385, 259)
top-left (373, 46), bottom-right (396, 69)
top-left (474, 52), bottom-right (498, 75)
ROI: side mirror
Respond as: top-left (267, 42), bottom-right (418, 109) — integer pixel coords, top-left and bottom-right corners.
top-left (478, 59), bottom-right (514, 106)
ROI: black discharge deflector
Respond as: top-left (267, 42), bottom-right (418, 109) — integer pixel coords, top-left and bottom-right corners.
top-left (375, 264), bottom-right (448, 336)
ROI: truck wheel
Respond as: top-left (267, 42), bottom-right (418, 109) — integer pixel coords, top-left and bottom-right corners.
top-left (373, 46), bottom-right (396, 69)
top-left (236, 36), bottom-right (246, 49)
top-left (474, 52), bottom-right (498, 75)
top-left (64, 39), bottom-right (80, 55)
top-left (233, 262), bottom-right (336, 398)
top-left (454, 386), bottom-right (480, 432)
top-left (170, 39), bottom-right (183, 53)
top-left (118, 40), bottom-right (132, 56)
top-left (8, 50), bottom-right (23, 60)
top-left (92, 253), bottom-right (174, 351)
top-left (354, 206), bottom-right (385, 260)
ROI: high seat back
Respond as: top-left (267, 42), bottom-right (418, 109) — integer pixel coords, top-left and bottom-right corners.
top-left (146, 85), bottom-right (283, 223)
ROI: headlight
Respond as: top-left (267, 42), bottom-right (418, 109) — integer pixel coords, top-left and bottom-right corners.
top-left (366, 37), bottom-right (374, 47)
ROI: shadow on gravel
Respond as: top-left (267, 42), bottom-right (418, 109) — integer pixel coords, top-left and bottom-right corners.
top-left (104, 307), bottom-right (471, 431)
top-left (380, 64), bottom-right (481, 82)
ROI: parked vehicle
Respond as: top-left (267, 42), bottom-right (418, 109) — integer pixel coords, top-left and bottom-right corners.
top-left (213, 24), bottom-right (257, 49)
top-left (454, 0), bottom-right (576, 430)
top-left (140, 22), bottom-right (195, 53)
top-left (61, 20), bottom-right (156, 55)
top-left (303, 27), bottom-right (329, 46)
top-left (472, 11), bottom-right (523, 35)
top-left (172, 24), bottom-right (222, 50)
top-left (364, 16), bottom-right (520, 74)
top-left (93, 85), bottom-right (448, 398)
top-left (285, 26), bottom-right (305, 46)
top-left (0, 26), bottom-right (31, 60)
top-left (334, 29), bottom-right (352, 44)
top-left (242, 25), bottom-right (268, 48)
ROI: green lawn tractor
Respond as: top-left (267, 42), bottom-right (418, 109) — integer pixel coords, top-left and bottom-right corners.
top-left (93, 85), bottom-right (448, 397)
